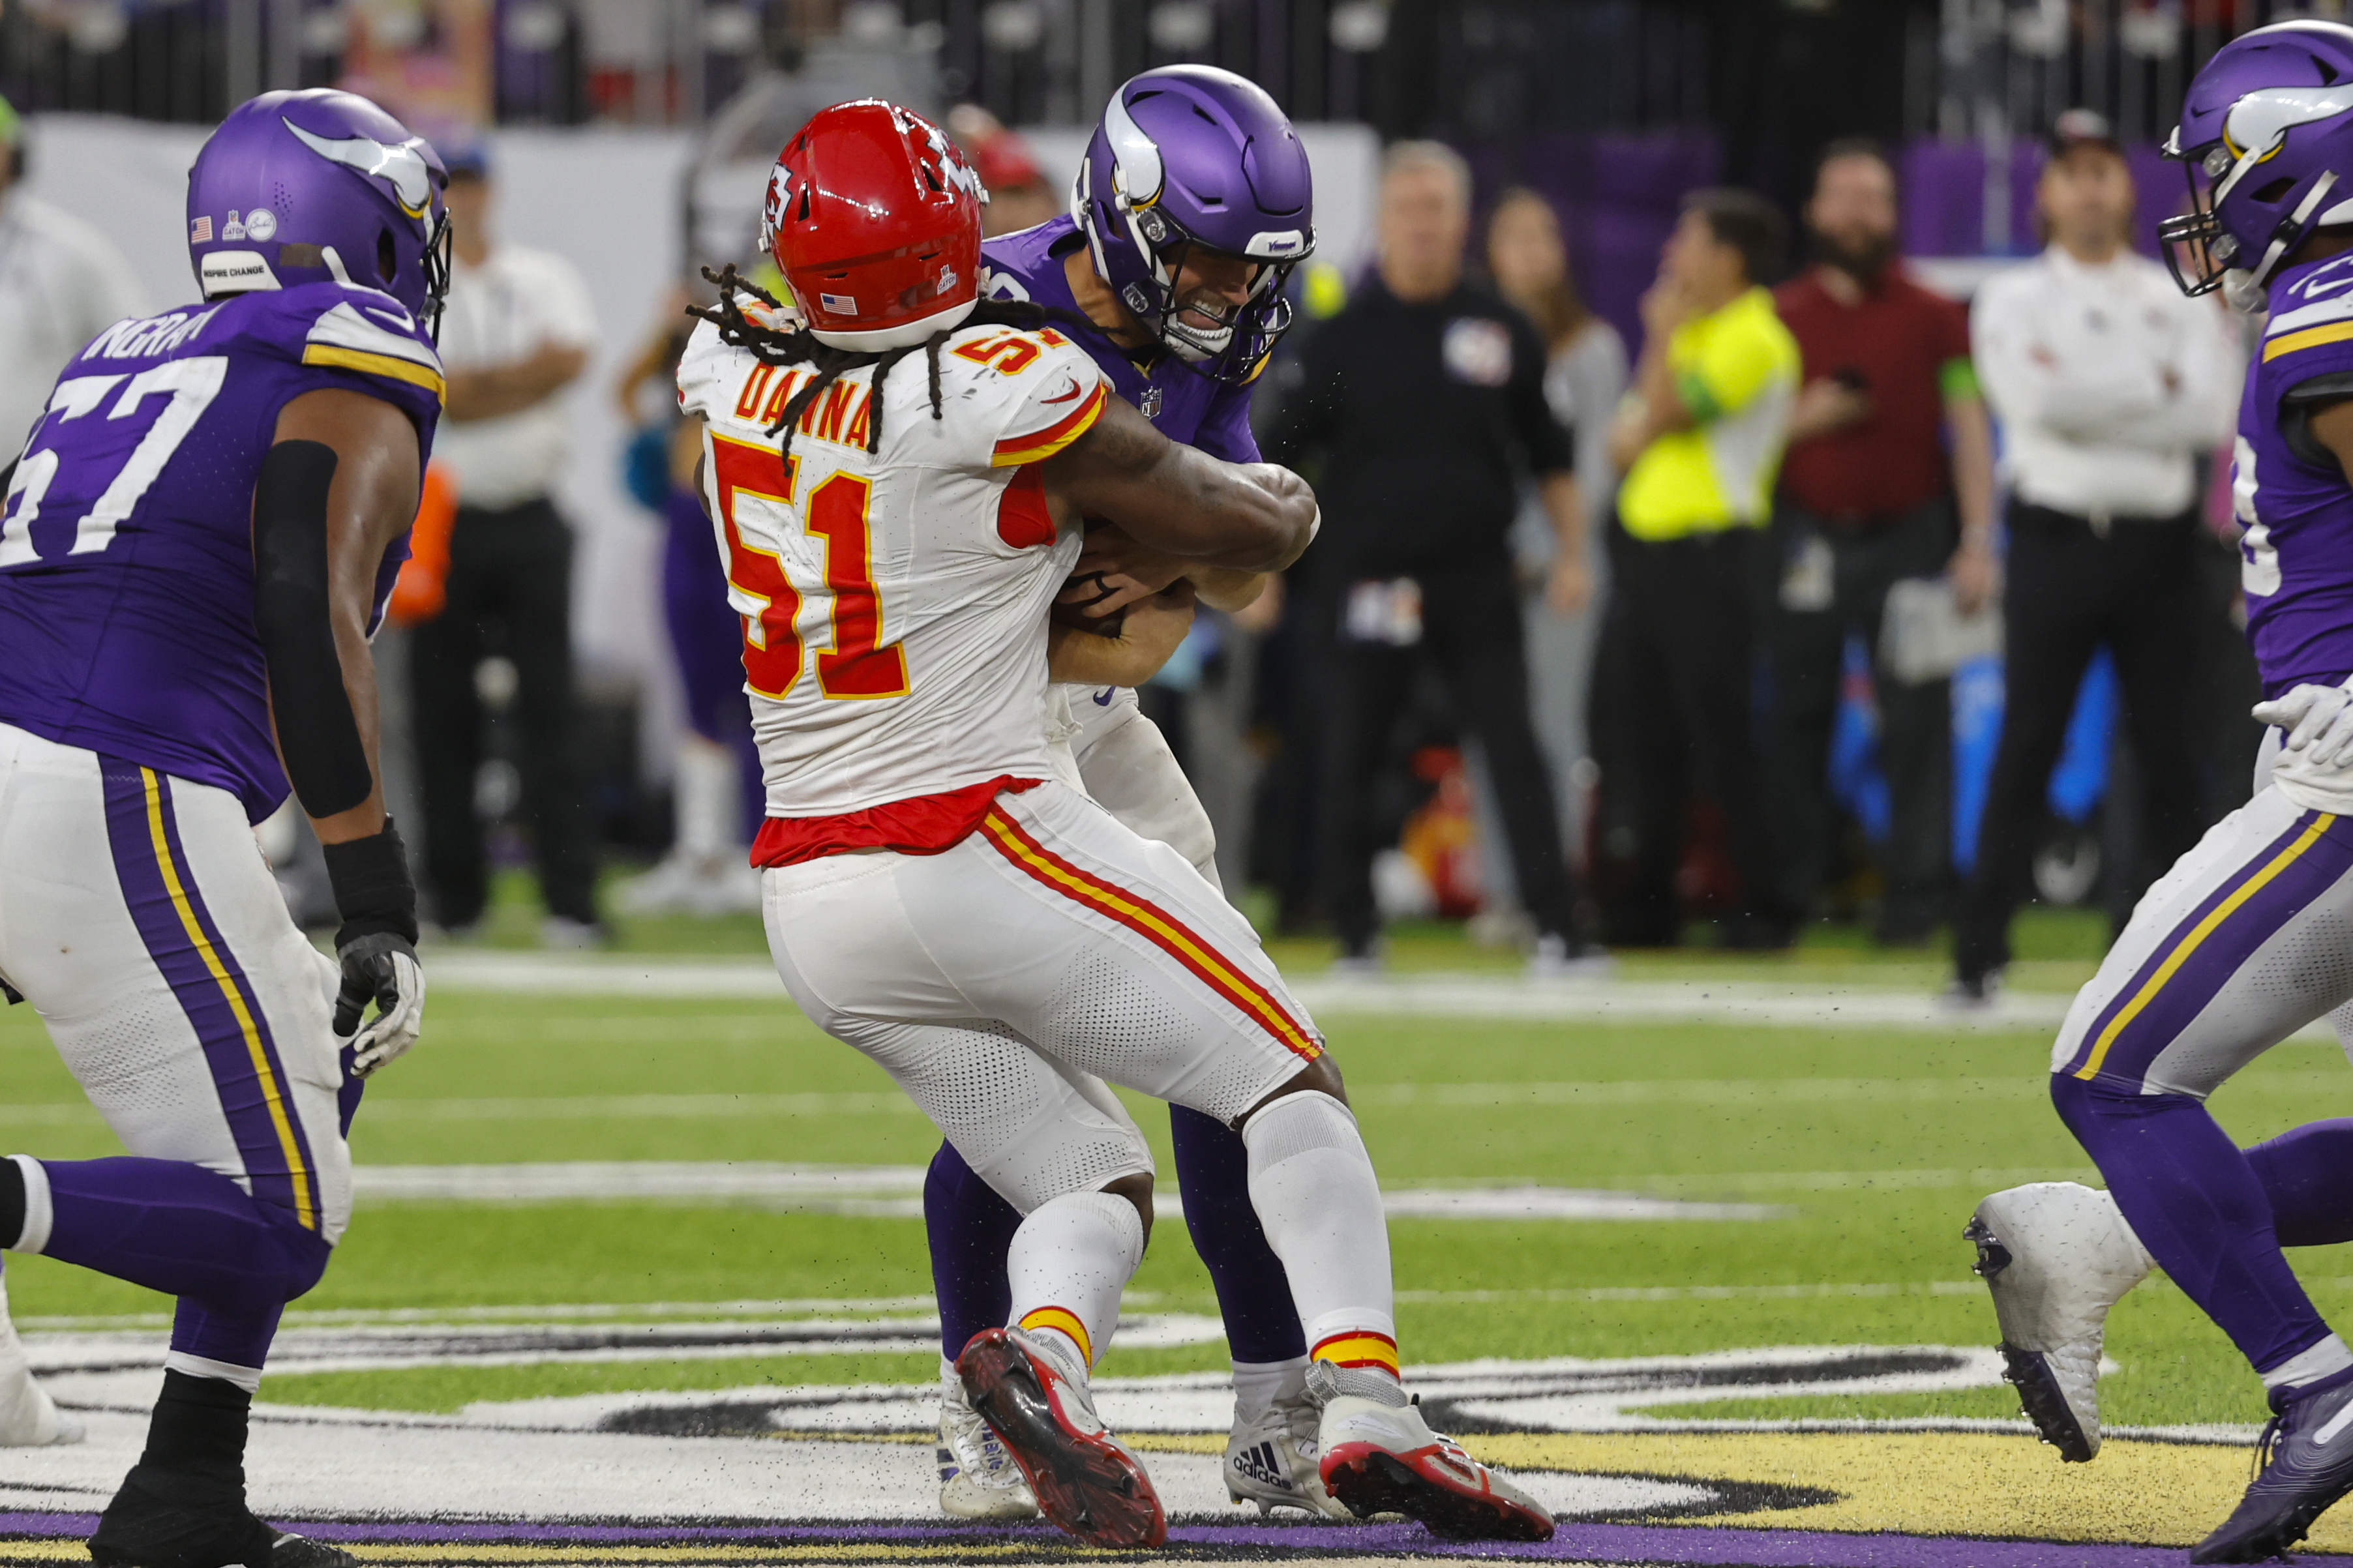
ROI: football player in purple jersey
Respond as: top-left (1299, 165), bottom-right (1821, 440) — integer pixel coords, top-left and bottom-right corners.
top-left (0, 90), bottom-right (446, 1568)
top-left (1966, 21), bottom-right (2353, 1561)
top-left (922, 66), bottom-right (1343, 1522)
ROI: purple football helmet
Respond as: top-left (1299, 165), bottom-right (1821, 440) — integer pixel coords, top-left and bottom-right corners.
top-left (1072, 65), bottom-right (1313, 382)
top-left (187, 89), bottom-right (452, 335)
top-left (2162, 19), bottom-right (2353, 304)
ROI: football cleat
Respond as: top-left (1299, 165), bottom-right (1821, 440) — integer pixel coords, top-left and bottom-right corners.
top-left (89, 1474), bottom-right (358, 1568)
top-left (2192, 1376), bottom-right (2353, 1563)
top-left (957, 1327), bottom-right (1165, 1549)
top-left (938, 1371), bottom-right (1039, 1520)
top-left (1308, 1361), bottom-right (1554, 1541)
top-left (1225, 1391), bottom-right (1353, 1518)
top-left (0, 1316), bottom-right (80, 1447)
top-left (1966, 1181), bottom-right (2154, 1462)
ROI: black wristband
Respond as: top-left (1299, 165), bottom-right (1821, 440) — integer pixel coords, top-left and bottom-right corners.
top-left (323, 819), bottom-right (419, 947)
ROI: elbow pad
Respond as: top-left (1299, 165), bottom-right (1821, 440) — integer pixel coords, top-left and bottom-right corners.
top-left (253, 440), bottom-right (374, 818)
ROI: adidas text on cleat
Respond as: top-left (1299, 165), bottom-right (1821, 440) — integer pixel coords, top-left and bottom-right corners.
top-left (2193, 1376), bottom-right (2353, 1563)
top-left (956, 1327), bottom-right (1165, 1550)
top-left (1966, 1181), bottom-right (2153, 1463)
top-left (89, 1475), bottom-right (359, 1568)
top-left (1225, 1395), bottom-right (1353, 1519)
top-left (937, 1371), bottom-right (1039, 1520)
top-left (1308, 1362), bottom-right (1553, 1541)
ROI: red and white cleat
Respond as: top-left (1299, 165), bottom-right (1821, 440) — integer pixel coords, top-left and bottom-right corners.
top-left (955, 1327), bottom-right (1166, 1550)
top-left (1311, 1363), bottom-right (1554, 1541)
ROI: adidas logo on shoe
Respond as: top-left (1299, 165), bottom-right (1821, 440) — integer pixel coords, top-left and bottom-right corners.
top-left (1231, 1440), bottom-right (1295, 1491)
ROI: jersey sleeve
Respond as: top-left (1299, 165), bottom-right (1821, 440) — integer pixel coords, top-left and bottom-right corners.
top-left (249, 284), bottom-right (447, 435)
top-left (1195, 379), bottom-right (1263, 464)
top-left (983, 333), bottom-right (1111, 467)
top-left (1675, 307), bottom-right (1788, 427)
top-left (675, 317), bottom-right (736, 422)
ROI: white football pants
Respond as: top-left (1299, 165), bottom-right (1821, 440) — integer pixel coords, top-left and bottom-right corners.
top-left (762, 781), bottom-right (1321, 1213)
top-left (0, 724), bottom-right (352, 1243)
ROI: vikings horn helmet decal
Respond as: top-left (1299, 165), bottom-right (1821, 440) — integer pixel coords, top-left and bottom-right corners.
top-left (282, 119), bottom-right (439, 218)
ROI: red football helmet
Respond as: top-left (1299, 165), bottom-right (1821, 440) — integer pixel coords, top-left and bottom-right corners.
top-left (763, 99), bottom-right (985, 352)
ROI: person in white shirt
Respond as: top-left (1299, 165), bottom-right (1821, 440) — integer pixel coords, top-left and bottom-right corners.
top-left (1953, 110), bottom-right (2243, 999)
top-left (408, 143), bottom-right (605, 945)
top-left (0, 95), bottom-right (145, 454)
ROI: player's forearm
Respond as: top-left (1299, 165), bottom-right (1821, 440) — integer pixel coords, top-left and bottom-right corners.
top-left (1048, 402), bottom-right (1317, 571)
top-left (1046, 591), bottom-right (1196, 685)
top-left (1191, 567), bottom-right (1266, 614)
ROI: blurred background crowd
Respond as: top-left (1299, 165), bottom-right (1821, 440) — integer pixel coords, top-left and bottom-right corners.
top-left (0, 0), bottom-right (2297, 992)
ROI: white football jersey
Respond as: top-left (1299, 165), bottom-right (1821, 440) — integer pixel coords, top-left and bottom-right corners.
top-left (676, 312), bottom-right (1109, 815)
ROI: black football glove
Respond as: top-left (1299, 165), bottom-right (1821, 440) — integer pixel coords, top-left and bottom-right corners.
top-left (323, 822), bottom-right (425, 1078)
top-left (334, 930), bottom-right (424, 1076)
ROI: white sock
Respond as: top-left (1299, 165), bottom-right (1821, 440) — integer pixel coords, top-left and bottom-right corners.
top-left (1241, 1092), bottom-right (1400, 1387)
top-left (2264, 1333), bottom-right (2353, 1391)
top-left (1005, 1191), bottom-right (1144, 1374)
top-left (1232, 1355), bottom-right (1308, 1425)
top-left (7, 1156), bottom-right (50, 1255)
top-left (674, 735), bottom-right (740, 861)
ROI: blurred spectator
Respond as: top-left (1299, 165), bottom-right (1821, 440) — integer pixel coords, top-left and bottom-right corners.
top-left (948, 105), bottom-right (1060, 237)
top-left (1265, 141), bottom-right (1601, 975)
top-left (1595, 189), bottom-right (1799, 947)
top-left (611, 289), bottom-right (763, 918)
top-left (1767, 140), bottom-right (1998, 945)
top-left (411, 143), bottom-right (605, 944)
top-left (1483, 188), bottom-right (1626, 906)
top-left (1951, 111), bottom-right (2241, 1001)
top-left (0, 93), bottom-right (144, 451)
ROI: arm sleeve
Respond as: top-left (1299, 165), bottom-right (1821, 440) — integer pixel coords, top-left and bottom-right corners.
top-left (1506, 311), bottom-right (1573, 475)
top-left (1195, 380), bottom-right (1263, 464)
top-left (1935, 297), bottom-right (1979, 402)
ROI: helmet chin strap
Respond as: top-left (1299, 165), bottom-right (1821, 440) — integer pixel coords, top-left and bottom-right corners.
top-left (2239, 169), bottom-right (2342, 308)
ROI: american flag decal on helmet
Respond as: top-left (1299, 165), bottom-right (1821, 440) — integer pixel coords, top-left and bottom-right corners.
top-left (190, 216), bottom-right (213, 243)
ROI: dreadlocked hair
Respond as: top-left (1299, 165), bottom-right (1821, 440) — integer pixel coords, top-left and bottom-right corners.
top-left (688, 263), bottom-right (1094, 462)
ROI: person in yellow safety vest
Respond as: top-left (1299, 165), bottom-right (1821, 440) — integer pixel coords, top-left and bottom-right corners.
top-left (1595, 188), bottom-right (1801, 949)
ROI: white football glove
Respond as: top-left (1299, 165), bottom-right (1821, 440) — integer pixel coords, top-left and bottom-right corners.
top-left (2254, 679), bottom-right (2353, 769)
top-left (335, 933), bottom-right (425, 1078)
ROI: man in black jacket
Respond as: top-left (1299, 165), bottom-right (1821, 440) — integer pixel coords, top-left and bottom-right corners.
top-left (1266, 141), bottom-right (1598, 973)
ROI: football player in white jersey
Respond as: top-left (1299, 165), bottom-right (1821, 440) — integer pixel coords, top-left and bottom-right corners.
top-left (677, 100), bottom-right (1554, 1550)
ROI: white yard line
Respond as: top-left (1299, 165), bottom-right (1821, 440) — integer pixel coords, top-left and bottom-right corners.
top-left (419, 949), bottom-right (2346, 1039)
top-left (335, 1161), bottom-right (1787, 1221)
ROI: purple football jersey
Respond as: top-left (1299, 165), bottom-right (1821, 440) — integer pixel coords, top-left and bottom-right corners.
top-left (2240, 252), bottom-right (2353, 697)
top-left (980, 217), bottom-right (1261, 463)
top-left (0, 282), bottom-right (442, 821)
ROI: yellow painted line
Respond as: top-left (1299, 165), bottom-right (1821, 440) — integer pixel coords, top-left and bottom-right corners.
top-left (1461, 1429), bottom-right (2353, 1552)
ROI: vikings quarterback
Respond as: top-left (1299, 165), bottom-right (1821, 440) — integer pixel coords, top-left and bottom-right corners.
top-left (918, 66), bottom-right (1333, 1521)
top-left (0, 91), bottom-right (440, 1567)
top-left (1970, 20), bottom-right (2353, 1562)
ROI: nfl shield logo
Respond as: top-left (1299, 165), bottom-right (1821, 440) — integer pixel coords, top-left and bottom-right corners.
top-left (1140, 385), bottom-right (1163, 419)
